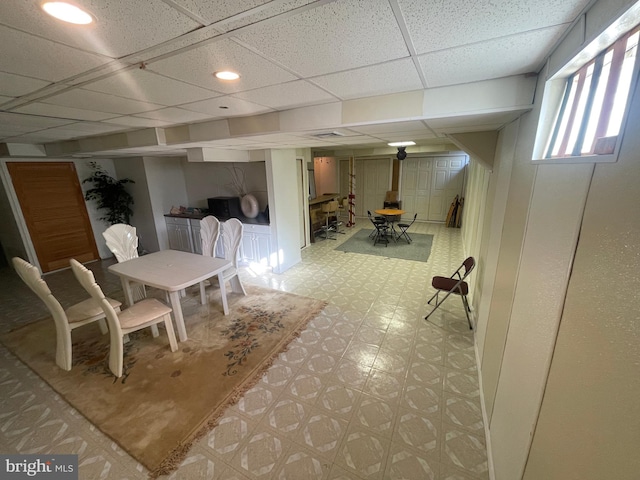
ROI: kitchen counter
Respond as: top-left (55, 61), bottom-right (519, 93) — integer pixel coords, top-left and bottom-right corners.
top-left (164, 212), bottom-right (270, 225)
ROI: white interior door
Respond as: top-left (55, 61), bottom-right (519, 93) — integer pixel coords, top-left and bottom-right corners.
top-left (400, 156), bottom-right (432, 221)
top-left (355, 158), bottom-right (391, 217)
top-left (428, 155), bottom-right (467, 221)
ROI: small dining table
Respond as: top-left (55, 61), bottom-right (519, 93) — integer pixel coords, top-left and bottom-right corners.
top-left (374, 208), bottom-right (406, 240)
top-left (108, 250), bottom-right (232, 342)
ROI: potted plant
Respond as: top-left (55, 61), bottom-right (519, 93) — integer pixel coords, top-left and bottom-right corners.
top-left (83, 162), bottom-right (135, 225)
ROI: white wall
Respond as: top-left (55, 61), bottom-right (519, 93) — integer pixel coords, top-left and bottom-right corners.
top-left (143, 157), bottom-right (188, 251)
top-left (465, 0), bottom-right (640, 478)
top-left (522, 27), bottom-right (640, 480)
top-left (490, 163), bottom-right (593, 479)
top-left (114, 158), bottom-right (158, 253)
top-left (182, 161), bottom-right (269, 211)
top-left (313, 156), bottom-right (339, 196)
top-left (265, 149), bottom-right (302, 273)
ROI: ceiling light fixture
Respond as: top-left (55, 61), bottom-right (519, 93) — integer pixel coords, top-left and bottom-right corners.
top-left (388, 141), bottom-right (416, 147)
top-left (41, 2), bottom-right (94, 24)
top-left (214, 71), bottom-right (240, 81)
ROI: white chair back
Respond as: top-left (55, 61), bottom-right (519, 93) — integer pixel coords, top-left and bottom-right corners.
top-left (103, 224), bottom-right (139, 263)
top-left (12, 257), bottom-right (68, 337)
top-left (70, 259), bottom-right (123, 339)
top-left (220, 218), bottom-right (247, 295)
top-left (200, 216), bottom-right (220, 257)
top-left (12, 257), bottom-right (114, 371)
top-left (103, 223), bottom-right (146, 301)
top-left (222, 218), bottom-right (243, 268)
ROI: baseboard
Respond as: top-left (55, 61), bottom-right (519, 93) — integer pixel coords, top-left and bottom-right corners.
top-left (474, 318), bottom-right (496, 480)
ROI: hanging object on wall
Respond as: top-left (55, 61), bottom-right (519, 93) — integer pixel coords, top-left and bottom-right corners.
top-left (348, 156), bottom-right (356, 227)
top-left (446, 195), bottom-right (464, 228)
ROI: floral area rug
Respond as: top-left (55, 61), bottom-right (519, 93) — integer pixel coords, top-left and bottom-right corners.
top-left (0, 285), bottom-right (326, 478)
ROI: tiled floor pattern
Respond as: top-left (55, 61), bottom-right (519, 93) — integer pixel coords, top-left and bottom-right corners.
top-left (0, 222), bottom-right (488, 479)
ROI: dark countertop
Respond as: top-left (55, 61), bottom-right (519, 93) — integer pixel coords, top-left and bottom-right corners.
top-left (164, 212), bottom-right (270, 225)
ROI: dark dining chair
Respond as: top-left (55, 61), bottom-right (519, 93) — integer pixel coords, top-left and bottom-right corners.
top-left (369, 216), bottom-right (390, 246)
top-left (367, 210), bottom-right (386, 238)
top-left (424, 257), bottom-right (475, 330)
top-left (397, 213), bottom-right (417, 243)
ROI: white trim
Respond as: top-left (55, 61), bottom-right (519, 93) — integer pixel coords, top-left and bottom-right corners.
top-left (475, 331), bottom-right (496, 480)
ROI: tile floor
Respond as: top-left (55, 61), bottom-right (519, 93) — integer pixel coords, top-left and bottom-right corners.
top-left (0, 222), bottom-right (488, 479)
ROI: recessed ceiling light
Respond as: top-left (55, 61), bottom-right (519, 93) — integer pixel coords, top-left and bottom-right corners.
top-left (388, 141), bottom-right (416, 147)
top-left (214, 71), bottom-right (240, 81)
top-left (41, 2), bottom-right (94, 25)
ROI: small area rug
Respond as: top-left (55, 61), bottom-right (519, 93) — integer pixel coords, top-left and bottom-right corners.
top-left (0, 286), bottom-right (326, 478)
top-left (335, 228), bottom-right (434, 262)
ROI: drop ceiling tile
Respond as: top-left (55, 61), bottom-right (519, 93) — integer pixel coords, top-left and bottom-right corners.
top-left (0, 112), bottom-right (72, 129)
top-left (312, 59), bottom-right (423, 100)
top-left (134, 108), bottom-right (213, 123)
top-left (148, 38), bottom-right (297, 93)
top-left (232, 80), bottom-right (336, 109)
top-left (0, 1), bottom-right (201, 57)
top-left (42, 89), bottom-right (165, 115)
top-left (215, 0), bottom-right (314, 32)
top-left (14, 103), bottom-right (117, 122)
top-left (42, 122), bottom-right (129, 136)
top-left (418, 26), bottom-right (566, 88)
top-left (0, 72), bottom-right (50, 97)
top-left (0, 125), bottom-right (47, 138)
top-left (59, 122), bottom-right (130, 135)
top-left (382, 132), bottom-right (438, 142)
top-left (180, 96), bottom-right (273, 117)
top-left (233, 0), bottom-right (409, 77)
top-left (103, 116), bottom-right (175, 128)
top-left (328, 135), bottom-right (386, 145)
top-left (0, 27), bottom-right (109, 82)
top-left (126, 28), bottom-right (224, 64)
top-left (82, 70), bottom-right (222, 106)
top-left (350, 121), bottom-right (429, 135)
top-left (433, 123), bottom-right (506, 134)
top-left (398, 0), bottom-right (591, 53)
top-left (426, 112), bottom-right (523, 129)
top-left (170, 0), bottom-right (271, 24)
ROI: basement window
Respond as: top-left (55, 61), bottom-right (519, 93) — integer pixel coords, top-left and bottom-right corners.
top-left (534, 19), bottom-right (640, 164)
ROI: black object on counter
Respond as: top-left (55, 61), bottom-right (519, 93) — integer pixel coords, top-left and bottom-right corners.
top-left (208, 196), bottom-right (242, 219)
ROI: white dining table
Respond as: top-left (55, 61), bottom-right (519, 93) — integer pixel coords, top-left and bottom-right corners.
top-left (108, 250), bottom-right (233, 342)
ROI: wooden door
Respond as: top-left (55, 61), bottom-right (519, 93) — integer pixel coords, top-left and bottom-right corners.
top-left (8, 162), bottom-right (99, 272)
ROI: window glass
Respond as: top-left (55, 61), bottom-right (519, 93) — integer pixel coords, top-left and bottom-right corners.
top-left (544, 25), bottom-right (639, 160)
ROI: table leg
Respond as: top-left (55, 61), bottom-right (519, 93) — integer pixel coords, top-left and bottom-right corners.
top-left (390, 222), bottom-right (398, 242)
top-left (218, 272), bottom-right (229, 315)
top-left (168, 290), bottom-right (188, 342)
top-left (199, 281), bottom-right (207, 305)
top-left (120, 278), bottom-right (134, 307)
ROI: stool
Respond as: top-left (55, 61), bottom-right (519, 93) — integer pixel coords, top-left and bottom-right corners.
top-left (320, 201), bottom-right (339, 240)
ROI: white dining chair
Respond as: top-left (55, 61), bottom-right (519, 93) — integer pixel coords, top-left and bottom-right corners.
top-left (12, 257), bottom-right (121, 371)
top-left (70, 259), bottom-right (178, 378)
top-left (200, 216), bottom-right (220, 257)
top-left (221, 218), bottom-right (247, 295)
top-left (103, 224), bottom-right (146, 302)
